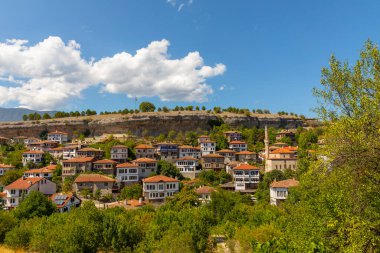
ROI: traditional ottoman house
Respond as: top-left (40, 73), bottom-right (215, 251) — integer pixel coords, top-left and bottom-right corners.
top-left (23, 164), bottom-right (57, 179)
top-left (93, 159), bottom-right (118, 176)
top-left (50, 193), bottom-right (81, 212)
top-left (236, 151), bottom-right (258, 163)
top-left (22, 150), bottom-right (44, 166)
top-left (223, 131), bottom-right (243, 141)
top-left (175, 156), bottom-right (200, 179)
top-left (77, 147), bottom-right (104, 159)
top-left (142, 175), bottom-right (179, 202)
top-left (29, 140), bottom-right (59, 152)
top-left (110, 145), bottom-right (129, 162)
top-left (270, 178), bottom-right (299, 206)
top-left (24, 137), bottom-right (41, 147)
top-left (202, 154), bottom-right (225, 171)
top-left (0, 164), bottom-right (16, 176)
top-left (195, 185), bottom-right (215, 203)
top-left (232, 164), bottom-right (261, 192)
top-left (49, 147), bottom-right (64, 160)
top-left (62, 157), bottom-right (96, 178)
top-left (276, 129), bottom-right (297, 143)
top-left (216, 149), bottom-right (237, 163)
top-left (228, 141), bottom-right (248, 152)
top-left (131, 158), bottom-right (158, 179)
top-left (200, 140), bottom-right (216, 156)
top-left (74, 174), bottom-right (116, 195)
top-left (3, 177), bottom-right (56, 208)
top-left (178, 145), bottom-right (201, 159)
top-left (155, 143), bottom-right (179, 161)
top-left (265, 147), bottom-right (298, 172)
top-left (62, 145), bottom-right (79, 160)
top-left (47, 130), bottom-right (69, 144)
top-left (116, 162), bottom-right (140, 185)
top-left (135, 144), bottom-right (156, 159)
top-left (13, 136), bottom-right (28, 144)
top-left (197, 135), bottom-right (211, 144)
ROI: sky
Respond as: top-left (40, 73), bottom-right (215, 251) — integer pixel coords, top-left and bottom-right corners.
top-left (0, 0), bottom-right (380, 116)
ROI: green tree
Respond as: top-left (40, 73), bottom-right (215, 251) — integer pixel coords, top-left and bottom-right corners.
top-left (139, 101), bottom-right (156, 112)
top-left (119, 183), bottom-right (143, 200)
top-left (0, 169), bottom-right (23, 186)
top-left (14, 191), bottom-right (56, 220)
top-left (157, 160), bottom-right (183, 179)
top-left (22, 114), bottom-right (28, 121)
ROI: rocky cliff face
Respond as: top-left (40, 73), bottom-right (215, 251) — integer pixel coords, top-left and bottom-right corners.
top-left (0, 111), bottom-right (304, 138)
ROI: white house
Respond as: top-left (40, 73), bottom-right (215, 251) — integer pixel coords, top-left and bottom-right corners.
top-left (50, 193), bottom-right (81, 212)
top-left (198, 135), bottom-right (211, 144)
top-left (22, 150), bottom-right (44, 166)
top-left (116, 162), bottom-right (140, 184)
top-left (178, 145), bottom-right (201, 159)
top-left (0, 164), bottom-right (16, 176)
top-left (175, 156), bottom-right (200, 179)
top-left (232, 164), bottom-right (261, 191)
top-left (62, 157), bottom-right (96, 178)
top-left (228, 141), bottom-right (248, 152)
top-left (135, 144), bottom-right (156, 159)
top-left (62, 145), bottom-right (79, 160)
top-left (223, 131), bottom-right (243, 141)
top-left (3, 177), bottom-right (56, 208)
top-left (216, 149), bottom-right (237, 163)
top-left (110, 145), bottom-right (128, 162)
top-left (131, 158), bottom-right (158, 179)
top-left (142, 175), bottom-right (179, 202)
top-left (200, 140), bottom-right (216, 156)
top-left (195, 186), bottom-right (215, 203)
top-left (270, 178), bottom-right (299, 206)
top-left (265, 147), bottom-right (298, 173)
top-left (47, 130), bottom-right (69, 144)
top-left (23, 164), bottom-right (57, 179)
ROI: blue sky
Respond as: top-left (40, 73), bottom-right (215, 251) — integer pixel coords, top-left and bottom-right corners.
top-left (0, 0), bottom-right (379, 116)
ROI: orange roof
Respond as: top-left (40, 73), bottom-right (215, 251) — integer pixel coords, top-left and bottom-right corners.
top-left (233, 164), bottom-right (260, 170)
top-left (229, 141), bottom-right (247, 144)
top-left (216, 149), bottom-right (237, 153)
top-left (0, 164), bottom-right (15, 169)
top-left (127, 199), bottom-right (146, 207)
top-left (200, 140), bottom-right (215, 143)
top-left (132, 158), bottom-right (157, 163)
top-left (25, 165), bottom-right (57, 173)
top-left (178, 145), bottom-right (201, 150)
top-left (176, 156), bottom-right (198, 161)
top-left (63, 157), bottom-right (96, 163)
top-left (135, 144), bottom-right (154, 149)
top-left (5, 177), bottom-right (44, 190)
top-left (116, 162), bottom-right (138, 168)
top-left (143, 175), bottom-right (179, 183)
top-left (271, 147), bottom-right (297, 154)
top-left (49, 147), bottom-right (65, 151)
top-left (74, 174), bottom-right (116, 183)
top-left (78, 147), bottom-right (104, 152)
top-left (93, 159), bottom-right (118, 164)
top-left (0, 192), bottom-right (6, 198)
top-left (48, 130), bottom-right (68, 135)
top-left (270, 178), bottom-right (299, 188)
top-left (23, 150), bottom-right (44, 154)
top-left (50, 193), bottom-right (80, 208)
top-left (202, 154), bottom-right (224, 158)
top-left (195, 186), bottom-right (215, 194)
top-left (236, 151), bottom-right (256, 155)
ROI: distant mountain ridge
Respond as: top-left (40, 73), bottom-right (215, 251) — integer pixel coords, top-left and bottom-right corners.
top-left (0, 108), bottom-right (56, 122)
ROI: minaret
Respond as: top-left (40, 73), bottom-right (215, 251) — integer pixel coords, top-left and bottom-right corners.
top-left (264, 124), bottom-right (269, 159)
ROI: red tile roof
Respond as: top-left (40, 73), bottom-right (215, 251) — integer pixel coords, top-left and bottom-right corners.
top-left (233, 164), bottom-right (261, 170)
top-left (270, 178), bottom-right (299, 188)
top-left (195, 186), bottom-right (215, 194)
top-left (63, 157), bottom-right (96, 163)
top-left (132, 158), bottom-right (157, 163)
top-left (229, 141), bottom-right (247, 144)
top-left (93, 159), bottom-right (118, 164)
top-left (176, 156), bottom-right (198, 161)
top-left (48, 130), bottom-right (68, 135)
top-left (216, 149), bottom-right (237, 153)
top-left (0, 164), bottom-right (15, 169)
top-left (135, 144), bottom-right (154, 149)
top-left (25, 165), bottom-right (57, 173)
top-left (271, 147), bottom-right (297, 154)
top-left (127, 199), bottom-right (146, 207)
top-left (116, 162), bottom-right (138, 168)
top-left (74, 174), bottom-right (116, 183)
top-left (5, 177), bottom-right (44, 190)
top-left (178, 145), bottom-right (201, 150)
top-left (143, 175), bottom-right (179, 183)
top-left (23, 150), bottom-right (44, 154)
top-left (202, 154), bottom-right (224, 158)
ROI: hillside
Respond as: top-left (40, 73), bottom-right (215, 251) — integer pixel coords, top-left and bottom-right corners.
top-left (0, 111), bottom-right (308, 138)
top-left (0, 108), bottom-right (55, 122)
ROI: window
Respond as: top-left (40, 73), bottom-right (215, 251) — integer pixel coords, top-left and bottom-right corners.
top-left (11, 190), bottom-right (16, 195)
top-left (104, 183), bottom-right (108, 186)
top-left (158, 184), bottom-right (164, 190)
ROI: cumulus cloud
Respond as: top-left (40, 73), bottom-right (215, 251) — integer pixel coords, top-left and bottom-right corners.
top-left (0, 36), bottom-right (225, 110)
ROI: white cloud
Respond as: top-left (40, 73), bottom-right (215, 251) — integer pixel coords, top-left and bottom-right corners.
top-left (0, 36), bottom-right (225, 110)
top-left (166, 0), bottom-right (193, 11)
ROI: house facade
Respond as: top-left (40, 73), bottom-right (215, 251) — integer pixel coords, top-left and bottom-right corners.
top-left (62, 157), bottom-right (96, 178)
top-left (236, 151), bottom-right (258, 163)
top-left (270, 178), bottom-right (299, 206)
top-left (77, 148), bottom-right (104, 159)
top-left (110, 145), bottom-right (128, 162)
top-left (135, 144), bottom-right (156, 159)
top-left (142, 175), bottom-right (179, 201)
top-left (0, 164), bottom-right (16, 176)
top-left (265, 147), bottom-right (298, 173)
top-left (47, 130), bottom-right (69, 144)
top-left (22, 150), bottom-right (44, 166)
top-left (195, 186), bottom-right (215, 203)
top-left (155, 143), bottom-right (179, 161)
top-left (93, 159), bottom-right (118, 176)
top-left (233, 164), bottom-right (261, 191)
top-left (74, 174), bottom-right (116, 195)
top-left (200, 140), bottom-right (216, 156)
top-left (116, 162), bottom-right (140, 184)
top-left (178, 145), bottom-right (201, 159)
top-left (175, 156), bottom-right (200, 179)
top-left (216, 149), bottom-right (237, 163)
top-left (50, 193), bottom-right (81, 212)
top-left (131, 158), bottom-right (158, 179)
top-left (23, 165), bottom-right (57, 179)
top-left (202, 154), bottom-right (225, 171)
top-left (223, 131), bottom-right (243, 141)
top-left (228, 141), bottom-right (248, 152)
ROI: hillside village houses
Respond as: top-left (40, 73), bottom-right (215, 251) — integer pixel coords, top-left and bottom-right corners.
top-left (116, 162), bottom-right (140, 185)
top-left (110, 145), bottom-right (128, 162)
top-left (216, 149), bottom-right (237, 163)
top-left (155, 143), bottom-right (179, 161)
top-left (200, 140), bottom-right (216, 155)
top-left (22, 150), bottom-right (44, 166)
top-left (175, 156), bottom-right (200, 179)
top-left (47, 130), bottom-right (69, 144)
top-left (223, 131), bottom-right (243, 141)
top-left (62, 157), bottom-right (96, 178)
top-left (23, 164), bottom-right (57, 179)
top-left (229, 140), bottom-right (248, 152)
top-left (135, 144), bottom-right (156, 159)
top-left (0, 164), bottom-right (15, 176)
top-left (178, 145), bottom-right (201, 159)
top-left (270, 178), bottom-right (299, 206)
top-left (74, 174), bottom-right (116, 195)
top-left (142, 175), bottom-right (179, 202)
top-left (232, 164), bottom-right (261, 192)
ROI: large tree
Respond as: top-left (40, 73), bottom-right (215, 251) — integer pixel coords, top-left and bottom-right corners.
top-left (139, 101), bottom-right (156, 112)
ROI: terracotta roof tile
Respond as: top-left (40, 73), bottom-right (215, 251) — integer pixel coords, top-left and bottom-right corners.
top-left (74, 174), bottom-right (116, 183)
top-left (216, 149), bottom-right (237, 153)
top-left (116, 162), bottom-right (138, 168)
top-left (176, 156), bottom-right (198, 161)
top-left (195, 186), bottom-right (215, 194)
top-left (229, 141), bottom-right (247, 144)
top-left (233, 164), bottom-right (261, 170)
top-left (202, 154), bottom-right (224, 158)
top-left (270, 178), bottom-right (299, 188)
top-left (236, 151), bottom-right (256, 155)
top-left (24, 165), bottom-right (57, 174)
top-left (132, 158), bottom-right (157, 163)
top-left (127, 199), bottom-right (146, 207)
top-left (63, 157), bottom-right (96, 163)
top-left (135, 144), bottom-right (154, 149)
top-left (0, 164), bottom-right (15, 169)
top-left (93, 159), bottom-right (118, 164)
top-left (5, 177), bottom-right (44, 190)
top-left (23, 150), bottom-right (44, 154)
top-left (143, 175), bottom-right (179, 183)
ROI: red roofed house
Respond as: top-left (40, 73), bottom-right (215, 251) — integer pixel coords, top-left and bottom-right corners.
top-left (22, 150), bottom-right (44, 166)
top-left (93, 159), bottom-right (118, 176)
top-left (197, 135), bottom-right (211, 144)
top-left (74, 174), bottom-right (116, 195)
top-left (236, 151), bottom-right (258, 163)
top-left (270, 178), bottom-right (299, 206)
top-left (200, 140), bottom-right (216, 156)
top-left (116, 162), bottom-right (139, 185)
top-left (23, 164), bottom-right (57, 179)
top-left (216, 149), bottom-right (237, 163)
top-left (62, 157), bottom-right (96, 178)
top-left (77, 147), bottom-right (104, 159)
top-left (265, 146), bottom-right (298, 173)
top-left (47, 130), bottom-right (69, 144)
top-left (195, 186), bottom-right (215, 203)
top-left (110, 145), bottom-right (129, 163)
top-left (233, 163), bottom-right (261, 191)
top-left (0, 164), bottom-right (16, 176)
top-left (135, 144), bottom-right (155, 159)
top-left (276, 129), bottom-right (297, 143)
top-left (175, 156), bottom-right (200, 179)
top-left (202, 154), bottom-right (225, 171)
top-left (142, 175), bottom-right (179, 201)
top-left (50, 193), bottom-right (81, 212)
top-left (229, 141), bottom-right (248, 152)
top-left (29, 140), bottom-right (59, 152)
top-left (3, 177), bottom-right (56, 208)
top-left (131, 158), bottom-right (158, 179)
top-left (223, 131), bottom-right (243, 141)
top-left (155, 143), bottom-right (179, 161)
top-left (178, 145), bottom-right (201, 159)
